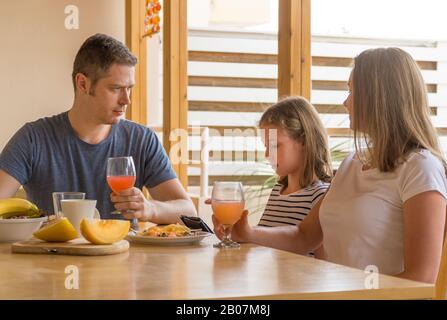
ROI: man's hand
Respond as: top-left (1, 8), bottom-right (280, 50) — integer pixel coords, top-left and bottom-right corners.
top-left (110, 187), bottom-right (154, 221)
top-left (109, 179), bottom-right (196, 225)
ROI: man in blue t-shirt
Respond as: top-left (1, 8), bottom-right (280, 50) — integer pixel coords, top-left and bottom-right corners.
top-left (0, 33), bottom-right (196, 223)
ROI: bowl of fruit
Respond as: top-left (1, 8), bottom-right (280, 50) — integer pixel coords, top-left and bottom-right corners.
top-left (0, 198), bottom-right (47, 242)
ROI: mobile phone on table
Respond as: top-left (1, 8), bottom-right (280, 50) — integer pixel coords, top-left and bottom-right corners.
top-left (180, 215), bottom-right (214, 234)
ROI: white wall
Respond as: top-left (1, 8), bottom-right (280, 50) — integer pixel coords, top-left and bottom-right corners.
top-left (146, 34), bottom-right (163, 127)
top-left (0, 0), bottom-right (125, 150)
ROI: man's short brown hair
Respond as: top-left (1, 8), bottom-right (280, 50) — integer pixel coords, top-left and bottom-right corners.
top-left (72, 33), bottom-right (137, 93)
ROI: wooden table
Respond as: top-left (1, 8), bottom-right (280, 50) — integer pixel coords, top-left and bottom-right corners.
top-left (0, 237), bottom-right (434, 300)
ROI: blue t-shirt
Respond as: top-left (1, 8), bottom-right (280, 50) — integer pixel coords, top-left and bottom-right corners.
top-left (0, 112), bottom-right (177, 219)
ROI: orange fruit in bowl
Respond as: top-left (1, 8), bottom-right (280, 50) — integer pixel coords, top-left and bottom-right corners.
top-left (80, 218), bottom-right (130, 245)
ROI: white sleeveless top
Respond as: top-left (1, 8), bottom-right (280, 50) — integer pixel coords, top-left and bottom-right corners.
top-left (319, 149), bottom-right (447, 275)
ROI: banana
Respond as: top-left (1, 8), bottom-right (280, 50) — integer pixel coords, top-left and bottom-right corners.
top-left (0, 198), bottom-right (40, 218)
top-left (0, 211), bottom-right (42, 219)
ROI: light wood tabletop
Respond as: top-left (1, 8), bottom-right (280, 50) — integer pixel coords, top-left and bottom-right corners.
top-left (0, 236), bottom-right (435, 300)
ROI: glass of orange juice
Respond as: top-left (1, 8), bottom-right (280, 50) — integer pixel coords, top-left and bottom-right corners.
top-left (107, 156), bottom-right (138, 231)
top-left (212, 181), bottom-right (245, 249)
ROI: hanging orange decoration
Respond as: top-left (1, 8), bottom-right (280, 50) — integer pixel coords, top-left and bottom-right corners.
top-left (144, 0), bottom-right (162, 38)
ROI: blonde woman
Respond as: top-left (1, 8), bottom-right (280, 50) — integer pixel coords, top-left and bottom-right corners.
top-left (213, 48), bottom-right (447, 283)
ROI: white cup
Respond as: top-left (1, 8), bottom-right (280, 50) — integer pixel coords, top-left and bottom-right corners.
top-left (60, 199), bottom-right (100, 237)
top-left (52, 192), bottom-right (85, 217)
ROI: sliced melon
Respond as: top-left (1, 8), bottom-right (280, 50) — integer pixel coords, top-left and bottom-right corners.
top-left (80, 219), bottom-right (130, 245)
top-left (33, 217), bottom-right (78, 242)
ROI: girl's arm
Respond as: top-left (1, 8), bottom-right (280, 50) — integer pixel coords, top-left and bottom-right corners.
top-left (396, 190), bottom-right (446, 283)
top-left (213, 195), bottom-right (326, 255)
top-left (313, 245), bottom-right (327, 260)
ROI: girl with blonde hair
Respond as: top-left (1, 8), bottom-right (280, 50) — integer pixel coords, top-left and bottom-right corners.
top-left (213, 48), bottom-right (447, 283)
top-left (257, 97), bottom-right (332, 232)
top-left (208, 97), bottom-right (333, 256)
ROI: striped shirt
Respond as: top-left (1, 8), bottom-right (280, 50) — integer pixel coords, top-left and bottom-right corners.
top-left (258, 180), bottom-right (329, 227)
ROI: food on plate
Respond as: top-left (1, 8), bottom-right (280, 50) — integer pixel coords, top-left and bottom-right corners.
top-left (140, 223), bottom-right (192, 237)
top-left (0, 198), bottom-right (43, 219)
top-left (80, 218), bottom-right (130, 245)
top-left (33, 217), bottom-right (78, 242)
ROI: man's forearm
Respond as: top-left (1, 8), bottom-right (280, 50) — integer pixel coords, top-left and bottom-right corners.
top-left (146, 198), bottom-right (197, 224)
top-left (0, 170), bottom-right (21, 199)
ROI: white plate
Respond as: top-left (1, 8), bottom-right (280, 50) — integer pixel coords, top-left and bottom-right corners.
top-left (126, 231), bottom-right (213, 246)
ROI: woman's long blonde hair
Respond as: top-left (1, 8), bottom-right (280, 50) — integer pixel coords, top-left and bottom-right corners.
top-left (352, 47), bottom-right (447, 172)
top-left (259, 96), bottom-right (333, 187)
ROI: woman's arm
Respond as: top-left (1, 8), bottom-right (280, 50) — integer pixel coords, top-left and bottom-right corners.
top-left (396, 190), bottom-right (446, 283)
top-left (213, 196), bottom-right (326, 255)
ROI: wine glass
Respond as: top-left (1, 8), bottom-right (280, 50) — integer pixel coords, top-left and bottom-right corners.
top-left (106, 156), bottom-right (138, 233)
top-left (211, 181), bottom-right (245, 249)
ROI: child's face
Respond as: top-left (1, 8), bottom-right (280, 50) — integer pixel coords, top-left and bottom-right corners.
top-left (261, 124), bottom-right (305, 177)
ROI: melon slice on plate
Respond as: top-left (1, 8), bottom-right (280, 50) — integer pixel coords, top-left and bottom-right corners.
top-left (80, 218), bottom-right (130, 245)
top-left (33, 217), bottom-right (78, 242)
